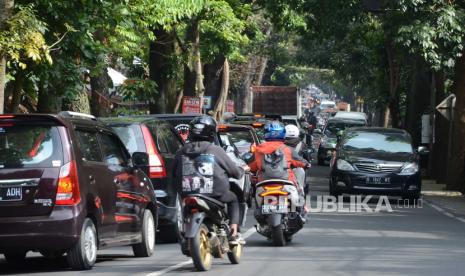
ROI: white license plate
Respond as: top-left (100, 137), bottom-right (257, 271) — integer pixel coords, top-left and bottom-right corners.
top-left (0, 187), bottom-right (22, 201)
top-left (366, 177), bottom-right (391, 184)
top-left (262, 204), bottom-right (288, 214)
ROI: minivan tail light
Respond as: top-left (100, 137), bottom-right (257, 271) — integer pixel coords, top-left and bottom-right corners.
top-left (141, 124), bottom-right (167, 178)
top-left (56, 161), bottom-right (81, 205)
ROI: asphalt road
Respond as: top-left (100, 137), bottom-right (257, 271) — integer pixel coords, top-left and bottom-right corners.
top-left (2, 165), bottom-right (465, 276)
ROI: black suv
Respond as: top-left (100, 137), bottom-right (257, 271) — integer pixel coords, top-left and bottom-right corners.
top-left (0, 112), bottom-right (157, 270)
top-left (101, 117), bottom-right (184, 242)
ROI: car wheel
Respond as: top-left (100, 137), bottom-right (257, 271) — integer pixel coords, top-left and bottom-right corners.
top-left (4, 251), bottom-right (27, 264)
top-left (66, 218), bottom-right (98, 270)
top-left (329, 181), bottom-right (341, 198)
top-left (402, 192), bottom-right (421, 202)
top-left (133, 209), bottom-right (156, 257)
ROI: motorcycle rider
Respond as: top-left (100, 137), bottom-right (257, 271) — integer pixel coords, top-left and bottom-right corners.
top-left (284, 124), bottom-right (311, 195)
top-left (248, 121), bottom-right (310, 187)
top-left (173, 115), bottom-right (244, 239)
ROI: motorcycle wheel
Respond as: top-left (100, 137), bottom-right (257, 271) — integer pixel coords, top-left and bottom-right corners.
top-left (189, 224), bottom-right (212, 271)
top-left (271, 225), bottom-right (286, 247)
top-left (227, 244), bottom-right (243, 264)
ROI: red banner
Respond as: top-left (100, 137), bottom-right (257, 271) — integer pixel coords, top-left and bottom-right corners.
top-left (226, 100), bottom-right (235, 113)
top-left (182, 97), bottom-right (202, 114)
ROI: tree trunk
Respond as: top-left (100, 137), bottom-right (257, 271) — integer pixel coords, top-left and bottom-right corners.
top-left (90, 70), bottom-right (111, 116)
top-left (10, 70), bottom-right (25, 113)
top-left (404, 59), bottom-right (431, 146)
top-left (0, 0), bottom-right (14, 114)
top-left (192, 19), bottom-right (205, 98)
top-left (385, 38), bottom-right (401, 128)
top-left (62, 90), bottom-right (91, 114)
top-left (239, 57), bottom-right (256, 113)
top-left (183, 18), bottom-right (198, 98)
top-left (149, 27), bottom-right (178, 114)
top-left (255, 56), bottom-right (268, 86)
top-left (204, 56), bottom-right (226, 113)
top-left (213, 59), bottom-right (230, 120)
top-left (432, 70), bottom-right (448, 182)
top-left (447, 49), bottom-right (465, 192)
top-left (174, 89), bottom-right (183, 113)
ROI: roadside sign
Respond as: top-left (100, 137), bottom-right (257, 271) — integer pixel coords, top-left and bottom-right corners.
top-left (226, 100), bottom-right (235, 113)
top-left (182, 96), bottom-right (202, 114)
top-left (436, 94), bottom-right (456, 121)
top-left (203, 96), bottom-right (212, 109)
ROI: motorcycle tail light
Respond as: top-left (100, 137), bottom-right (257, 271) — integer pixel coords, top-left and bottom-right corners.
top-left (259, 185), bottom-right (289, 197)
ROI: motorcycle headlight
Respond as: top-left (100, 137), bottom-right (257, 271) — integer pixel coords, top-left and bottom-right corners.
top-left (336, 159), bottom-right (355, 171)
top-left (401, 163), bottom-right (419, 174)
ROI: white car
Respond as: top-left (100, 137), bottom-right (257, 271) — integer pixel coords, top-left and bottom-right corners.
top-left (334, 111), bottom-right (367, 124)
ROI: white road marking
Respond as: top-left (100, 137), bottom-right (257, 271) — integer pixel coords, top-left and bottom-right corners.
top-left (144, 227), bottom-right (257, 276)
top-left (424, 200), bottom-right (465, 224)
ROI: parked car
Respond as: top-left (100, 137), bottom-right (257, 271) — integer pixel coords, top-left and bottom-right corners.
top-left (0, 112), bottom-right (157, 270)
top-left (218, 124), bottom-right (260, 156)
top-left (317, 117), bottom-right (367, 165)
top-left (329, 127), bottom-right (424, 200)
top-left (101, 116), bottom-right (184, 242)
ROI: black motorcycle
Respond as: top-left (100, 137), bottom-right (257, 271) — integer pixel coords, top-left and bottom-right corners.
top-left (180, 188), bottom-right (246, 271)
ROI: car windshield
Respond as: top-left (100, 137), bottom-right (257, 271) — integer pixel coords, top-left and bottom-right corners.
top-left (342, 132), bottom-right (413, 154)
top-left (325, 121), bottom-right (365, 136)
top-left (0, 125), bottom-right (63, 168)
top-left (222, 130), bottom-right (254, 154)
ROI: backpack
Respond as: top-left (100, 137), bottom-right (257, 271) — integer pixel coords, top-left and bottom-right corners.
top-left (181, 153), bottom-right (215, 195)
top-left (261, 146), bottom-right (289, 180)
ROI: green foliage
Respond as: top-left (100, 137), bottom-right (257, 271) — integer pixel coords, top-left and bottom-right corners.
top-left (0, 5), bottom-right (51, 69)
top-left (119, 79), bottom-right (158, 102)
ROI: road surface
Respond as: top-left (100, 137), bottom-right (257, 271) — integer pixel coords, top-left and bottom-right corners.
top-left (2, 165), bottom-right (465, 276)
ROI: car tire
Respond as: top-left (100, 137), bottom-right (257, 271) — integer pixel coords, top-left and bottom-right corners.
top-left (402, 192), bottom-right (421, 202)
top-left (133, 209), bottom-right (156, 257)
top-left (66, 218), bottom-right (98, 270)
top-left (4, 251), bottom-right (27, 264)
top-left (329, 181), bottom-right (341, 198)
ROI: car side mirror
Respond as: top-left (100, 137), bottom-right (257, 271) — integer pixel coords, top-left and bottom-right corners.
top-left (132, 152), bottom-right (149, 167)
top-left (242, 152), bottom-right (255, 164)
top-left (417, 146), bottom-right (430, 156)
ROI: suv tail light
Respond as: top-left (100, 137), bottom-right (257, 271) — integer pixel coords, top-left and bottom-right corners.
top-left (56, 161), bottom-right (81, 205)
top-left (141, 124), bottom-right (167, 178)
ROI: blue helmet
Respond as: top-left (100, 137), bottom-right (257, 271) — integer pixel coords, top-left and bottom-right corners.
top-left (264, 121), bottom-right (286, 141)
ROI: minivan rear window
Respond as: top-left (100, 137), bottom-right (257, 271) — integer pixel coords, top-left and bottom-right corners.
top-left (0, 125), bottom-right (63, 168)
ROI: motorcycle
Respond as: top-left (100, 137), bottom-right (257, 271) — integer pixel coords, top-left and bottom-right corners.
top-left (179, 182), bottom-right (246, 271)
top-left (253, 179), bottom-right (306, 246)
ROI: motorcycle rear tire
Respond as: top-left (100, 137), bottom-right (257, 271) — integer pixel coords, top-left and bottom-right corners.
top-left (271, 225), bottom-right (286, 247)
top-left (189, 224), bottom-right (212, 271)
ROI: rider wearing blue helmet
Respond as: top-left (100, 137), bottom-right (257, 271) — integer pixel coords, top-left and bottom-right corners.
top-left (249, 120), bottom-right (309, 184)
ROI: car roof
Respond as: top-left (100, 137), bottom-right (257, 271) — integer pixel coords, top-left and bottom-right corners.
top-left (100, 116), bottom-right (164, 126)
top-left (346, 127), bottom-right (409, 135)
top-left (334, 111), bottom-right (367, 120)
top-left (218, 124), bottom-right (254, 131)
top-left (327, 117), bottom-right (366, 124)
top-left (149, 113), bottom-right (202, 119)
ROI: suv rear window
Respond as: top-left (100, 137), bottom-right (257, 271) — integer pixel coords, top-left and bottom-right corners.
top-left (112, 125), bottom-right (146, 154)
top-left (222, 130), bottom-right (254, 155)
top-left (0, 125), bottom-right (63, 168)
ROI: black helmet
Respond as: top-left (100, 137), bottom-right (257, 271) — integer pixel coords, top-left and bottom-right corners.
top-left (189, 115), bottom-right (218, 141)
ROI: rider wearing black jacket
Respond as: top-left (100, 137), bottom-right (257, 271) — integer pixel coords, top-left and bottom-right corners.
top-left (173, 115), bottom-right (244, 237)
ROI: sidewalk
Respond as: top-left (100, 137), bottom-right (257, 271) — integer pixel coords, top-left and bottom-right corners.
top-left (422, 180), bottom-right (465, 219)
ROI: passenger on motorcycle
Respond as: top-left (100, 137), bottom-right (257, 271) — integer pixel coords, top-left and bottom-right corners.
top-left (248, 121), bottom-right (310, 186)
top-left (284, 124), bottom-right (311, 195)
top-left (173, 115), bottom-right (245, 239)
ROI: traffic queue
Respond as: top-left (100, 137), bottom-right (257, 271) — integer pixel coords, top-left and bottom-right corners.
top-left (0, 106), bottom-right (424, 272)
